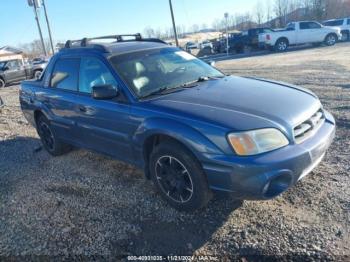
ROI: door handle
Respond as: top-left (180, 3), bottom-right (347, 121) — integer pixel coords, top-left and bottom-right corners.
top-left (79, 105), bottom-right (87, 112)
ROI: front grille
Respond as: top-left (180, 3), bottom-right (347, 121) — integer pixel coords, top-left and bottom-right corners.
top-left (294, 109), bottom-right (325, 143)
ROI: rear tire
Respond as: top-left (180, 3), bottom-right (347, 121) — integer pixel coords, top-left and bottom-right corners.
top-left (149, 141), bottom-right (211, 211)
top-left (36, 115), bottom-right (71, 156)
top-left (274, 38), bottom-right (289, 52)
top-left (324, 33), bottom-right (337, 46)
top-left (0, 78), bottom-right (5, 88)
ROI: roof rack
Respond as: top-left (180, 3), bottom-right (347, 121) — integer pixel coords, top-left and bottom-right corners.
top-left (63, 33), bottom-right (167, 51)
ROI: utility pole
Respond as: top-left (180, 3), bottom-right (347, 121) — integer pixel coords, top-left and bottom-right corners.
top-left (169, 0), bottom-right (179, 47)
top-left (42, 0), bottom-right (55, 54)
top-left (224, 13), bottom-right (229, 56)
top-left (29, 0), bottom-right (47, 56)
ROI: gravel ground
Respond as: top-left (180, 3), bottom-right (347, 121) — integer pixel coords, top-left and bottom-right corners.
top-left (0, 43), bottom-right (349, 260)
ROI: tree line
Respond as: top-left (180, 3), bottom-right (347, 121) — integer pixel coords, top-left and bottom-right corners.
top-left (144, 0), bottom-right (350, 39)
top-left (16, 0), bottom-right (350, 56)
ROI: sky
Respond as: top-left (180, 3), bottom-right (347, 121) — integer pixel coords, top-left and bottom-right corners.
top-left (0, 0), bottom-right (258, 47)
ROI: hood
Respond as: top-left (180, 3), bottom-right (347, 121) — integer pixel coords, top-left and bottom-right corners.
top-left (147, 76), bottom-right (321, 134)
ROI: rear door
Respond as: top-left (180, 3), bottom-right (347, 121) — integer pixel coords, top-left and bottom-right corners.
top-left (37, 57), bottom-right (81, 144)
top-left (74, 56), bottom-right (134, 162)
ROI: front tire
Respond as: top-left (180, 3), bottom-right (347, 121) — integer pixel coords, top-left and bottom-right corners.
top-left (324, 33), bottom-right (337, 46)
top-left (274, 38), bottom-right (289, 52)
top-left (149, 141), bottom-right (211, 211)
top-left (36, 115), bottom-right (71, 156)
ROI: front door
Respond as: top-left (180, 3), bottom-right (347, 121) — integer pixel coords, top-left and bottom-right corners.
top-left (299, 22), bottom-right (323, 43)
top-left (75, 56), bottom-right (134, 162)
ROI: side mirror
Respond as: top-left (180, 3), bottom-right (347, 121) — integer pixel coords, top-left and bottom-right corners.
top-left (92, 84), bottom-right (119, 100)
top-left (207, 61), bottom-right (216, 67)
top-left (2, 66), bottom-right (9, 71)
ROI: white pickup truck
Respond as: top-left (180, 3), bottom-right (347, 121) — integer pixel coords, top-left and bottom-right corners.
top-left (260, 21), bottom-right (342, 52)
top-left (323, 17), bottom-right (350, 41)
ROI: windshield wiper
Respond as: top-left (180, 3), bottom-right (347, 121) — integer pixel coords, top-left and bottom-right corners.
top-left (180, 75), bottom-right (225, 88)
top-left (141, 75), bottom-right (225, 98)
top-left (141, 86), bottom-right (184, 99)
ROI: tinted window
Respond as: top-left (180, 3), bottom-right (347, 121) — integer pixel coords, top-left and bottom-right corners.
top-left (324, 19), bottom-right (344, 26)
top-left (79, 57), bottom-right (117, 94)
top-left (300, 22), bottom-right (321, 29)
top-left (348, 19), bottom-right (350, 25)
top-left (7, 60), bottom-right (21, 69)
top-left (286, 23), bottom-right (295, 30)
top-left (51, 58), bottom-right (79, 91)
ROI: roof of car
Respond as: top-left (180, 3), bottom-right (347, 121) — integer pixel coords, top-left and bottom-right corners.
top-left (60, 35), bottom-right (170, 56)
top-left (106, 41), bottom-right (169, 55)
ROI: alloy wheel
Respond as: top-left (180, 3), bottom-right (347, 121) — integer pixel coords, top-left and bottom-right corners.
top-left (155, 155), bottom-right (194, 203)
top-left (278, 41), bottom-right (287, 51)
top-left (327, 35), bottom-right (336, 45)
top-left (39, 121), bottom-right (55, 151)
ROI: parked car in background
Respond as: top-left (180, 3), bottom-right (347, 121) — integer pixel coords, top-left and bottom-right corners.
top-left (214, 28), bottom-right (275, 54)
top-left (214, 32), bottom-right (245, 53)
top-left (185, 42), bottom-right (198, 52)
top-left (199, 40), bottom-right (213, 49)
top-left (30, 59), bottom-right (48, 79)
top-left (261, 21), bottom-right (342, 51)
top-left (241, 27), bottom-right (275, 49)
top-left (20, 34), bottom-right (335, 211)
top-left (323, 17), bottom-right (350, 41)
top-left (0, 58), bottom-right (47, 88)
top-left (32, 57), bottom-right (47, 65)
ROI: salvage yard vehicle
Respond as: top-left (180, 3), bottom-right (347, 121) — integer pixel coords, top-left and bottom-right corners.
top-left (323, 17), bottom-right (350, 41)
top-left (261, 21), bottom-right (342, 51)
top-left (0, 58), bottom-right (46, 88)
top-left (20, 34), bottom-right (336, 211)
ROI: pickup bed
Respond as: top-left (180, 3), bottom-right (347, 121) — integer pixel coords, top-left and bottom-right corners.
top-left (261, 21), bottom-right (342, 51)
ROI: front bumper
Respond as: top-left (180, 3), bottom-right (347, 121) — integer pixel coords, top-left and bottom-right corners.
top-left (199, 110), bottom-right (336, 200)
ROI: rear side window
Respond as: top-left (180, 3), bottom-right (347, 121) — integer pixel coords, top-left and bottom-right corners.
top-left (300, 22), bottom-right (321, 30)
top-left (324, 19), bottom-right (344, 26)
top-left (79, 57), bottom-right (117, 94)
top-left (51, 58), bottom-right (79, 91)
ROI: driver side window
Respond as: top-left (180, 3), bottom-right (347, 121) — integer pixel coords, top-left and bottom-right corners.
top-left (79, 57), bottom-right (117, 94)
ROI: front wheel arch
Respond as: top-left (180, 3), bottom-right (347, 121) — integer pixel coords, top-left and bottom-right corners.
top-left (143, 134), bottom-right (201, 179)
top-left (0, 77), bottom-right (5, 88)
top-left (324, 33), bottom-right (338, 45)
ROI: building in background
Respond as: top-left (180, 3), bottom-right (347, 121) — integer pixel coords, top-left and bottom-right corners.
top-left (0, 46), bottom-right (25, 63)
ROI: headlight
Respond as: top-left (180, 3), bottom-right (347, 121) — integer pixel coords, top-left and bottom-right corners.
top-left (228, 128), bottom-right (289, 156)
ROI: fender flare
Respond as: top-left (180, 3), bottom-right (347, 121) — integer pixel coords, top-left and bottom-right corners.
top-left (132, 117), bottom-right (224, 159)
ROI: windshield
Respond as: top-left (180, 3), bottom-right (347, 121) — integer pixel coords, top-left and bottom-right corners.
top-left (0, 61), bottom-right (6, 69)
top-left (110, 48), bottom-right (224, 98)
